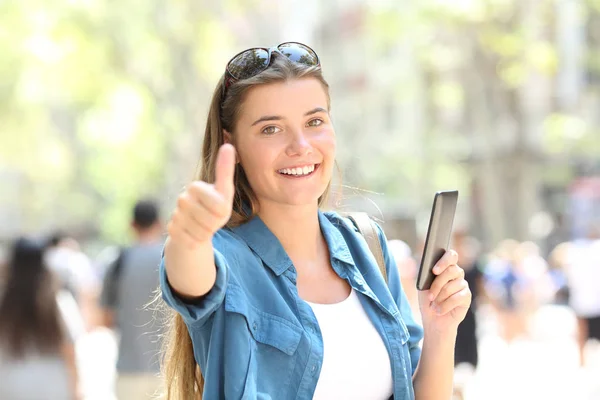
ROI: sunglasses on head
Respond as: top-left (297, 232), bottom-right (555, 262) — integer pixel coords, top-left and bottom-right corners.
top-left (222, 42), bottom-right (320, 97)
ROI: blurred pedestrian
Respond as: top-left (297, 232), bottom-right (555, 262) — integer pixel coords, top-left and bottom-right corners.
top-left (450, 231), bottom-right (484, 400)
top-left (45, 231), bottom-right (99, 332)
top-left (484, 239), bottom-right (532, 343)
top-left (99, 199), bottom-right (165, 399)
top-left (451, 230), bottom-right (483, 368)
top-left (516, 241), bottom-right (551, 308)
top-left (0, 237), bottom-right (80, 400)
top-left (564, 224), bottom-right (600, 366)
top-left (547, 241), bottom-right (570, 305)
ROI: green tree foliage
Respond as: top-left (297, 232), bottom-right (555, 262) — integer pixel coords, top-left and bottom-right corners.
top-left (0, 0), bottom-right (241, 242)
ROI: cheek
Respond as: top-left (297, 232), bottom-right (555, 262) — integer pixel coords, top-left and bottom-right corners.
top-left (315, 131), bottom-right (336, 178)
top-left (317, 129), bottom-right (336, 158)
top-left (236, 143), bottom-right (275, 182)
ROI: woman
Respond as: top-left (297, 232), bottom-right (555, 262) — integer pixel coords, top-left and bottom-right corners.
top-left (160, 42), bottom-right (471, 399)
top-left (0, 238), bottom-right (80, 400)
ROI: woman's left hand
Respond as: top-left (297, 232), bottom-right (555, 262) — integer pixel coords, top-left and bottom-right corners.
top-left (418, 249), bottom-right (472, 335)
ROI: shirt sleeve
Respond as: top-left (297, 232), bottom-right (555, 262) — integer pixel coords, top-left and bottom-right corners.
top-left (375, 222), bottom-right (424, 375)
top-left (71, 252), bottom-right (99, 290)
top-left (159, 245), bottom-right (229, 330)
top-left (56, 290), bottom-right (85, 342)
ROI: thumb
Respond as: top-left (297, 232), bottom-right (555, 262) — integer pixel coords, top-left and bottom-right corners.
top-left (214, 143), bottom-right (236, 201)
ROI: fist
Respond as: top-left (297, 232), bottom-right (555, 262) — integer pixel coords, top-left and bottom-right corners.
top-left (167, 144), bottom-right (236, 249)
top-left (418, 249), bottom-right (472, 334)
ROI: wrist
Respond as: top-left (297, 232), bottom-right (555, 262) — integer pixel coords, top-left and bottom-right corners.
top-left (166, 235), bottom-right (212, 255)
top-left (422, 324), bottom-right (458, 343)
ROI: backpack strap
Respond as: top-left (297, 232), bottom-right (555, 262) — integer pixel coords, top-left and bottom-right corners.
top-left (104, 247), bottom-right (128, 308)
top-left (345, 212), bottom-right (387, 284)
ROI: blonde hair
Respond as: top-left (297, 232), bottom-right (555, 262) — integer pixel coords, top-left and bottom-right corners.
top-left (161, 54), bottom-right (332, 399)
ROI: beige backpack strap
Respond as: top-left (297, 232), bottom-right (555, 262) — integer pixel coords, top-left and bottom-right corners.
top-left (345, 212), bottom-right (387, 284)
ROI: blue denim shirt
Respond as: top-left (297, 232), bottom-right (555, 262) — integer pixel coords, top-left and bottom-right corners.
top-left (160, 211), bottom-right (423, 400)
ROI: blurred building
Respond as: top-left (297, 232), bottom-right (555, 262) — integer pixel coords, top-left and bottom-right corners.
top-left (310, 0), bottom-right (599, 250)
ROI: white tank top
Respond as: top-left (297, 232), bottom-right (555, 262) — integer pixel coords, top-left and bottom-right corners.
top-left (306, 289), bottom-right (393, 400)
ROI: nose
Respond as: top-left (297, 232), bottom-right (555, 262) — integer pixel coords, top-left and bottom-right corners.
top-left (285, 129), bottom-right (313, 157)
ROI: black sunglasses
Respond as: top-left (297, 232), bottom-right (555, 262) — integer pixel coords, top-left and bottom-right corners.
top-left (222, 42), bottom-right (320, 96)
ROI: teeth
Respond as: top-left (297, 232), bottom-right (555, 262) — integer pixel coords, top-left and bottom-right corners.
top-left (279, 165), bottom-right (315, 176)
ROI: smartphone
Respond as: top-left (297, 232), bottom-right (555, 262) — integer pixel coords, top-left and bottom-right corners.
top-left (416, 190), bottom-right (459, 291)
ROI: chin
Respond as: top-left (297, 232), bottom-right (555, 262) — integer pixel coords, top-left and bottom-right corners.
top-left (283, 193), bottom-right (322, 207)
top-left (269, 189), bottom-right (323, 207)
top-left (258, 181), bottom-right (331, 208)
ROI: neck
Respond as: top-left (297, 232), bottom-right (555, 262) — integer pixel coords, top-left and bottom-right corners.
top-left (135, 225), bottom-right (162, 244)
top-left (257, 202), bottom-right (323, 262)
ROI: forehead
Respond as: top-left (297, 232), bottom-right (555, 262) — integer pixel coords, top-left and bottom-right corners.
top-left (239, 78), bottom-right (329, 122)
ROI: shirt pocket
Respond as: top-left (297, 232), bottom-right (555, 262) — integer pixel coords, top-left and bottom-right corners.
top-left (224, 284), bottom-right (303, 356)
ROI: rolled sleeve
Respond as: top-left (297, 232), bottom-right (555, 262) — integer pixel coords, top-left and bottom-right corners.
top-left (375, 222), bottom-right (424, 375)
top-left (159, 248), bottom-right (229, 329)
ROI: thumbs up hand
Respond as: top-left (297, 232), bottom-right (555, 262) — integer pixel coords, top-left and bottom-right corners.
top-left (167, 144), bottom-right (237, 249)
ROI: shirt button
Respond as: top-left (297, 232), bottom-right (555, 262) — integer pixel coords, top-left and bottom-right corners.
top-left (356, 278), bottom-right (364, 285)
top-left (311, 365), bottom-right (317, 375)
top-left (252, 322), bottom-right (258, 331)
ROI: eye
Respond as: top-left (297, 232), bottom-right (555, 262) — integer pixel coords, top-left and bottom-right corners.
top-left (262, 125), bottom-right (282, 135)
top-left (307, 118), bottom-right (324, 127)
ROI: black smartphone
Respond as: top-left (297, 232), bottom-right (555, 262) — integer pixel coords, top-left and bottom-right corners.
top-left (416, 190), bottom-right (459, 291)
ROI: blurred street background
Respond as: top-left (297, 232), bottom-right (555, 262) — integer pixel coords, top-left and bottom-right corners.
top-left (2, 0), bottom-right (600, 399)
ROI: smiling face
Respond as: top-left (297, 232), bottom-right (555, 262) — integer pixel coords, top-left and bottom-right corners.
top-left (227, 78), bottom-right (335, 211)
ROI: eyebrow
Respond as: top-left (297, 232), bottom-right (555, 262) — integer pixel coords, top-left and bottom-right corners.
top-left (250, 107), bottom-right (328, 126)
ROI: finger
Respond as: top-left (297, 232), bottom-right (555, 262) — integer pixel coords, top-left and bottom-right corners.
top-left (432, 249), bottom-right (459, 275)
top-left (187, 182), bottom-right (231, 219)
top-left (177, 190), bottom-right (226, 231)
top-left (180, 223), bottom-right (211, 245)
top-left (428, 264), bottom-right (465, 301)
top-left (170, 208), bottom-right (213, 243)
top-left (432, 279), bottom-right (469, 306)
top-left (167, 220), bottom-right (206, 250)
top-left (183, 202), bottom-right (221, 236)
top-left (434, 287), bottom-right (472, 316)
top-left (214, 144), bottom-right (236, 201)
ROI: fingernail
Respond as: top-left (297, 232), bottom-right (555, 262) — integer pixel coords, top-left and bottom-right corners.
top-left (435, 306), bottom-right (442, 315)
top-left (430, 302), bottom-right (436, 310)
top-left (429, 293), bottom-right (434, 301)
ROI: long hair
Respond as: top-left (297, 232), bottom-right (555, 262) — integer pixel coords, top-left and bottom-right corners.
top-left (0, 238), bottom-right (64, 358)
top-left (161, 54), bottom-right (333, 399)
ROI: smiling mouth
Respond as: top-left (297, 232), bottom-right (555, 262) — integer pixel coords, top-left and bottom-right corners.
top-left (277, 163), bottom-right (320, 178)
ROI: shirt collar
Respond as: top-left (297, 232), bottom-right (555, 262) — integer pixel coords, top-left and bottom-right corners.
top-left (318, 211), bottom-right (356, 266)
top-left (230, 210), bottom-right (355, 276)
